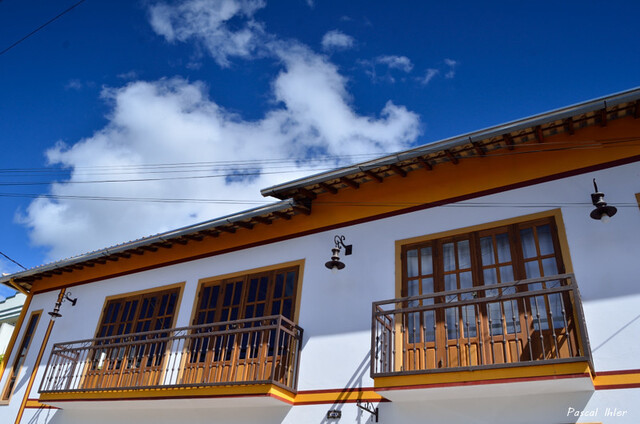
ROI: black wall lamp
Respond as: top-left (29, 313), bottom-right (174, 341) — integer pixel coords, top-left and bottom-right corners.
top-left (48, 292), bottom-right (77, 320)
top-left (325, 235), bottom-right (353, 273)
top-left (590, 179), bottom-right (617, 223)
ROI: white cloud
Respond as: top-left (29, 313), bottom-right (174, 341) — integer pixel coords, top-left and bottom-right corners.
top-left (444, 58), bottom-right (458, 79)
top-left (419, 68), bottom-right (439, 85)
top-left (149, 0), bottom-right (267, 67)
top-left (20, 0), bottom-right (423, 260)
top-left (321, 30), bottom-right (354, 51)
top-left (65, 79), bottom-right (83, 90)
top-left (117, 71), bottom-right (139, 80)
top-left (376, 55), bottom-right (413, 73)
top-left (22, 49), bottom-right (420, 260)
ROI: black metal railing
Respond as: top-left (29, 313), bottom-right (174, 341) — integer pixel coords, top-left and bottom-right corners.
top-left (372, 274), bottom-right (592, 377)
top-left (40, 315), bottom-right (303, 394)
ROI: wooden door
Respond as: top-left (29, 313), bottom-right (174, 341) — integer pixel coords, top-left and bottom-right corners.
top-left (516, 220), bottom-right (576, 361)
top-left (84, 288), bottom-right (179, 389)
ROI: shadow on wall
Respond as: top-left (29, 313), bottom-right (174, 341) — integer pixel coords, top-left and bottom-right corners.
top-left (51, 405), bottom-right (292, 424)
top-left (316, 350), bottom-right (378, 424)
top-left (592, 313), bottom-right (640, 353)
top-left (26, 405), bottom-right (57, 424)
top-left (383, 391), bottom-right (595, 424)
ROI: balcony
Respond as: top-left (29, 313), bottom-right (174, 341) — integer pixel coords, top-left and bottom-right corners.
top-left (39, 315), bottom-right (303, 407)
top-left (371, 274), bottom-right (594, 400)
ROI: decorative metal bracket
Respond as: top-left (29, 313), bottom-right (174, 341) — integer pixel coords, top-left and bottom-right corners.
top-left (356, 400), bottom-right (378, 422)
top-left (334, 235), bottom-right (352, 256)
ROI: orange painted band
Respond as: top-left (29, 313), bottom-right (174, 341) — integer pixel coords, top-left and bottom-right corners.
top-left (32, 154), bottom-right (640, 295)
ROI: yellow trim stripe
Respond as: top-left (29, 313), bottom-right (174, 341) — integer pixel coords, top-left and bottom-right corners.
top-left (14, 302), bottom-right (57, 424)
top-left (374, 362), bottom-right (592, 389)
top-left (39, 385), bottom-right (384, 406)
top-left (0, 294), bottom-right (32, 380)
top-left (32, 367), bottom-right (640, 409)
top-left (24, 399), bottom-right (57, 409)
top-left (594, 370), bottom-right (640, 390)
top-left (39, 384), bottom-right (295, 402)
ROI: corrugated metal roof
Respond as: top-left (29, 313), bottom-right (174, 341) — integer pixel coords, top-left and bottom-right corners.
top-left (261, 87), bottom-right (640, 198)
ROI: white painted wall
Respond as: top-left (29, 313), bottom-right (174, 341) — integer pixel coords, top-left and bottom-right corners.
top-left (2, 161), bottom-right (640, 423)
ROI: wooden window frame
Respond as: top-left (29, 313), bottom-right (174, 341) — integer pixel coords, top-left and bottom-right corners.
top-left (1, 310), bottom-right (42, 402)
top-left (179, 261), bottom-right (304, 384)
top-left (189, 260), bottom-right (305, 327)
top-left (82, 283), bottom-right (184, 389)
top-left (91, 282), bottom-right (185, 340)
top-left (395, 209), bottom-right (574, 297)
top-left (395, 210), bottom-right (578, 369)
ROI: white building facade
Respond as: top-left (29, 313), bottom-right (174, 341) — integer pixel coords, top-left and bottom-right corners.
top-left (1, 89), bottom-right (639, 423)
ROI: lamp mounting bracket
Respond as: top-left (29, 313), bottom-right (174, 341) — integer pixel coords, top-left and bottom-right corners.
top-left (356, 400), bottom-right (378, 422)
top-left (334, 235), bottom-right (352, 256)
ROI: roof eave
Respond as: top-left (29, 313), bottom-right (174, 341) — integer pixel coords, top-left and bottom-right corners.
top-left (0, 199), bottom-right (298, 288)
top-left (261, 87), bottom-right (640, 198)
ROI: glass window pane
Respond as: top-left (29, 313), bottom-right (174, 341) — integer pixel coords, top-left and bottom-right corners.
top-left (542, 257), bottom-right (558, 276)
top-left (480, 236), bottom-right (495, 266)
top-left (283, 299), bottom-right (292, 319)
top-left (459, 271), bottom-right (473, 290)
top-left (529, 296), bottom-right (549, 330)
top-left (408, 279), bottom-right (419, 297)
top-left (245, 304), bottom-right (254, 318)
top-left (259, 276), bottom-right (269, 300)
top-left (520, 228), bottom-right (537, 259)
top-left (407, 312), bottom-right (419, 343)
top-left (483, 268), bottom-right (497, 286)
top-left (271, 300), bottom-right (281, 315)
top-left (525, 260), bottom-right (541, 279)
top-left (407, 249), bottom-right (419, 277)
top-left (549, 293), bottom-right (565, 329)
top-left (444, 274), bottom-right (457, 292)
top-left (285, 272), bottom-right (295, 297)
top-left (421, 277), bottom-right (434, 295)
top-left (504, 300), bottom-right (520, 333)
top-left (500, 265), bottom-right (514, 284)
top-left (423, 311), bottom-right (435, 342)
top-left (443, 242), bottom-right (455, 271)
top-left (420, 247), bottom-right (433, 275)
top-left (488, 303), bottom-right (503, 335)
top-left (462, 306), bottom-right (477, 338)
top-left (274, 274), bottom-right (284, 298)
top-left (210, 286), bottom-right (219, 308)
top-left (445, 308), bottom-right (458, 339)
top-left (248, 279), bottom-right (258, 302)
top-left (537, 225), bottom-right (554, 256)
top-left (496, 233), bottom-right (512, 263)
top-left (457, 240), bottom-right (471, 269)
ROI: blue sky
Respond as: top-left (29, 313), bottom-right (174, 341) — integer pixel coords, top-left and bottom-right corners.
top-left (1, 0), bottom-right (639, 297)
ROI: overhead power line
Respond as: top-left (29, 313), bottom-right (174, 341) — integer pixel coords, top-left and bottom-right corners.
top-left (0, 137), bottom-right (637, 204)
top-left (0, 192), bottom-right (636, 208)
top-left (0, 251), bottom-right (27, 271)
top-left (0, 0), bottom-right (87, 57)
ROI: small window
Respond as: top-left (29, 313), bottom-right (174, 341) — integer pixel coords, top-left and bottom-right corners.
top-left (2, 311), bottom-right (42, 400)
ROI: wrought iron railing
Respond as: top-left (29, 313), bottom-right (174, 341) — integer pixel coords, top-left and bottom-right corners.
top-left (39, 315), bottom-right (303, 394)
top-left (371, 274), bottom-right (592, 377)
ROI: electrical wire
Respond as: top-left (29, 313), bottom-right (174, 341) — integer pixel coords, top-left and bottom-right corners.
top-left (0, 251), bottom-right (27, 270)
top-left (0, 136), bottom-right (637, 204)
top-left (0, 0), bottom-right (87, 57)
top-left (0, 137), bottom-right (638, 186)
